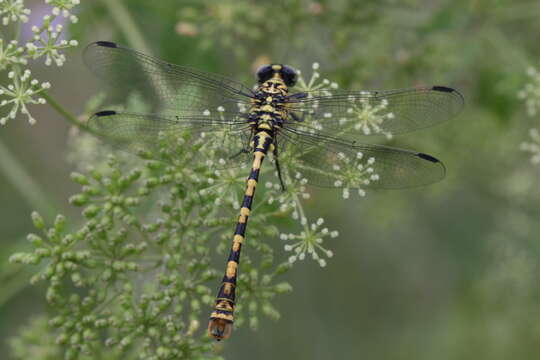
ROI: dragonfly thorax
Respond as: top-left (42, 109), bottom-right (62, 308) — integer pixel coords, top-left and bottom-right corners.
top-left (249, 80), bottom-right (290, 131)
top-left (249, 66), bottom-right (292, 131)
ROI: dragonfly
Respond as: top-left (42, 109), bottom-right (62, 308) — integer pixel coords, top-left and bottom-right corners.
top-left (83, 41), bottom-right (464, 341)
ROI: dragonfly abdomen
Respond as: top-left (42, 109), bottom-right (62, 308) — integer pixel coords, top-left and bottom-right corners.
top-left (208, 130), bottom-right (273, 341)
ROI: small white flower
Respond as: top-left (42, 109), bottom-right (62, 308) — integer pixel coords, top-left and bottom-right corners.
top-left (518, 65), bottom-right (540, 117)
top-left (293, 61), bottom-right (338, 98)
top-left (25, 12), bottom-right (80, 67)
top-left (281, 218), bottom-right (338, 268)
top-left (343, 97), bottom-right (394, 138)
top-left (521, 128), bottom-right (540, 164)
top-left (328, 152), bottom-right (379, 198)
top-left (0, 69), bottom-right (51, 125)
top-left (0, 0), bottom-right (30, 26)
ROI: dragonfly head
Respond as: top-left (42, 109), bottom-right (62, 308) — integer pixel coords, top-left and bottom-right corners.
top-left (256, 64), bottom-right (297, 87)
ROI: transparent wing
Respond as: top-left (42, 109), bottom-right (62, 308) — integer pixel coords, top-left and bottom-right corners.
top-left (83, 41), bottom-right (254, 115)
top-left (286, 86), bottom-right (464, 140)
top-left (279, 127), bottom-right (445, 189)
top-left (88, 110), bottom-right (252, 166)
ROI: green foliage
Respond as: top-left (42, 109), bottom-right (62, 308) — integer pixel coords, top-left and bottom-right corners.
top-left (9, 129), bottom-right (302, 359)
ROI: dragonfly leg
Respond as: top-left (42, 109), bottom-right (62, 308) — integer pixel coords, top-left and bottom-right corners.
top-left (273, 139), bottom-right (286, 191)
top-left (228, 147), bottom-right (250, 160)
top-left (228, 131), bottom-right (253, 160)
top-left (290, 111), bottom-right (305, 122)
top-left (288, 92), bottom-right (308, 100)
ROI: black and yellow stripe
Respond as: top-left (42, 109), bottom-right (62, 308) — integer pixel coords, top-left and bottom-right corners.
top-left (207, 130), bottom-right (274, 340)
top-left (208, 66), bottom-right (291, 341)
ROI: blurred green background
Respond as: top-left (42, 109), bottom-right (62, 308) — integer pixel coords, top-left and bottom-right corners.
top-left (3, 0), bottom-right (540, 359)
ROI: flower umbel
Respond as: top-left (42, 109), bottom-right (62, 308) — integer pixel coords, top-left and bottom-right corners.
top-left (0, 69), bottom-right (50, 124)
top-left (332, 152), bottom-right (380, 199)
top-left (45, 0), bottom-right (79, 22)
top-left (0, 38), bottom-right (26, 70)
top-left (27, 23), bottom-right (79, 66)
top-left (281, 217), bottom-right (338, 267)
top-left (343, 94), bottom-right (394, 139)
top-left (295, 62), bottom-right (339, 97)
top-left (0, 0), bottom-right (30, 26)
top-left (0, 0), bottom-right (80, 125)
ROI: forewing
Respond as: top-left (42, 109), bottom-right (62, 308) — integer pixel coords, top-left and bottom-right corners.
top-left (83, 41), bottom-right (254, 115)
top-left (279, 128), bottom-right (445, 189)
top-left (287, 86), bottom-right (464, 140)
top-left (88, 111), bottom-right (251, 166)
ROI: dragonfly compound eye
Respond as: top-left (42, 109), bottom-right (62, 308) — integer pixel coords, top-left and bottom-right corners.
top-left (281, 65), bottom-right (298, 87)
top-left (256, 65), bottom-right (274, 83)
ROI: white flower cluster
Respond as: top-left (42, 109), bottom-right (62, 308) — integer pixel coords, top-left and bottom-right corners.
top-left (281, 217), bottom-right (338, 267)
top-left (0, 69), bottom-right (50, 125)
top-left (0, 0), bottom-right (80, 125)
top-left (332, 151), bottom-right (379, 199)
top-left (294, 62), bottom-right (339, 97)
top-left (0, 38), bottom-right (27, 69)
top-left (518, 66), bottom-right (540, 117)
top-left (44, 0), bottom-right (79, 23)
top-left (341, 95), bottom-right (394, 139)
top-left (26, 0), bottom-right (80, 67)
top-left (520, 128), bottom-right (540, 164)
top-left (266, 171), bottom-right (310, 215)
top-left (0, 0), bottom-right (30, 26)
top-left (27, 22), bottom-right (79, 66)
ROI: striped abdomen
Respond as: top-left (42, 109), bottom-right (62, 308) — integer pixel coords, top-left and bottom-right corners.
top-left (208, 130), bottom-right (273, 340)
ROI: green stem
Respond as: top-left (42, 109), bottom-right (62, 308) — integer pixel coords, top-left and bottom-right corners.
top-left (41, 91), bottom-right (100, 136)
top-left (0, 140), bottom-right (56, 217)
top-left (100, 0), bottom-right (153, 55)
top-left (41, 91), bottom-right (81, 127)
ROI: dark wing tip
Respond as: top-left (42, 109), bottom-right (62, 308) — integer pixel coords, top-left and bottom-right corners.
top-left (417, 152), bottom-right (440, 163)
top-left (432, 85), bottom-right (464, 101)
top-left (417, 152), bottom-right (446, 182)
top-left (83, 42), bottom-right (119, 69)
top-left (95, 41), bottom-right (118, 48)
top-left (416, 153), bottom-right (446, 185)
top-left (432, 85), bottom-right (465, 113)
top-left (431, 85), bottom-right (456, 93)
top-left (94, 110), bottom-right (117, 117)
